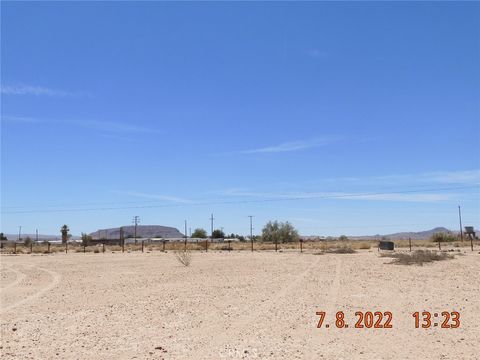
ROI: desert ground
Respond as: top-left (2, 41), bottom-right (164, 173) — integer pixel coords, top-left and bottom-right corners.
top-left (1, 247), bottom-right (479, 359)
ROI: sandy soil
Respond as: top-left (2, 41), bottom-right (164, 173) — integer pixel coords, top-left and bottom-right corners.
top-left (1, 250), bottom-right (479, 359)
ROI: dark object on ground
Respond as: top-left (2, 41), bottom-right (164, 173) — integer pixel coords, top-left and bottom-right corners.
top-left (378, 241), bottom-right (394, 251)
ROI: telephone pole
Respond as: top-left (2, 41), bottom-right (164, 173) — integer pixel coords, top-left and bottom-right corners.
top-left (18, 226), bottom-right (22, 242)
top-left (458, 206), bottom-right (463, 241)
top-left (133, 216), bottom-right (140, 244)
top-left (184, 220), bottom-right (188, 250)
top-left (248, 216), bottom-right (254, 252)
top-left (210, 213), bottom-right (214, 240)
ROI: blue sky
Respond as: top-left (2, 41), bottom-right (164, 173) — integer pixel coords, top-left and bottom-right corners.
top-left (1, 2), bottom-right (479, 237)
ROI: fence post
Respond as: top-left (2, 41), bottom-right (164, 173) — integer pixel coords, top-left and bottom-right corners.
top-left (14, 242), bottom-right (17, 254)
top-left (103, 242), bottom-right (105, 253)
top-left (471, 236), bottom-right (474, 252)
top-left (206, 239), bottom-right (208, 252)
top-left (142, 240), bottom-right (144, 253)
top-left (438, 241), bottom-right (441, 251)
top-left (300, 239), bottom-right (303, 253)
top-left (409, 237), bottom-right (412, 252)
top-left (162, 240), bottom-right (166, 252)
top-left (65, 242), bottom-right (68, 254)
top-left (48, 242), bottom-right (51, 253)
top-left (30, 242), bottom-right (33, 254)
top-left (228, 240), bottom-right (231, 252)
top-left (275, 241), bottom-right (278, 252)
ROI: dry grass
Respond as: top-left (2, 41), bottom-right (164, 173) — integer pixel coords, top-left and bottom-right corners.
top-left (381, 250), bottom-right (454, 266)
top-left (174, 249), bottom-right (192, 266)
top-left (327, 245), bottom-right (356, 254)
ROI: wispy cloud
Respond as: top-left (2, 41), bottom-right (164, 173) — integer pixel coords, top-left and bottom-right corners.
top-left (220, 188), bottom-right (458, 203)
top-left (114, 191), bottom-right (192, 204)
top-left (313, 170), bottom-right (480, 186)
top-left (1, 84), bottom-right (86, 97)
top-left (239, 137), bottom-right (342, 154)
top-left (0, 115), bottom-right (42, 124)
top-left (307, 48), bottom-right (328, 60)
top-left (2, 115), bottom-right (159, 134)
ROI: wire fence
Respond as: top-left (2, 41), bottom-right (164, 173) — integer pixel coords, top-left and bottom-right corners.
top-left (0, 237), bottom-right (477, 255)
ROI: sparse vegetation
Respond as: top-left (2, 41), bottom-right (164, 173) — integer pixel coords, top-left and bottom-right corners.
top-left (327, 245), bottom-right (356, 254)
top-left (357, 243), bottom-right (371, 250)
top-left (382, 250), bottom-right (454, 266)
top-left (174, 249), bottom-right (192, 266)
top-left (431, 232), bottom-right (457, 243)
top-left (24, 236), bottom-right (32, 247)
top-left (81, 233), bottom-right (92, 246)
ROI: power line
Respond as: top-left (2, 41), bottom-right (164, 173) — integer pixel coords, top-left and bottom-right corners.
top-left (2, 185), bottom-right (478, 215)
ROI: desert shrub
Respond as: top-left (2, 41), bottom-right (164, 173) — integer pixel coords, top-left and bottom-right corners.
top-left (81, 233), bottom-right (92, 246)
top-left (431, 232), bottom-right (457, 243)
top-left (93, 248), bottom-right (100, 253)
top-left (382, 250), bottom-right (454, 266)
top-left (24, 237), bottom-right (33, 247)
top-left (357, 243), bottom-right (371, 250)
top-left (174, 249), bottom-right (192, 266)
top-left (328, 245), bottom-right (356, 254)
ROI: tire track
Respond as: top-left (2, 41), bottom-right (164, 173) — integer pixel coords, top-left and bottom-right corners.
top-left (207, 255), bottom-right (323, 358)
top-left (0, 266), bottom-right (61, 314)
top-left (305, 255), bottom-right (343, 359)
top-left (0, 266), bottom-right (26, 293)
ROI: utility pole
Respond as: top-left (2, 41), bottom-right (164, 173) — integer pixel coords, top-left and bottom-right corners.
top-left (35, 229), bottom-right (38, 243)
top-left (189, 227), bottom-right (192, 237)
top-left (133, 216), bottom-right (140, 244)
top-left (184, 220), bottom-right (188, 250)
top-left (18, 226), bottom-right (22, 242)
top-left (120, 227), bottom-right (124, 252)
top-left (210, 213), bottom-right (214, 240)
top-left (248, 216), bottom-right (254, 252)
top-left (458, 205), bottom-right (463, 242)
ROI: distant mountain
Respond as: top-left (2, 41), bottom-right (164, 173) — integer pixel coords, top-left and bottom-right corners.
top-left (351, 227), bottom-right (453, 240)
top-left (89, 225), bottom-right (184, 239)
top-left (3, 226), bottom-right (454, 242)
